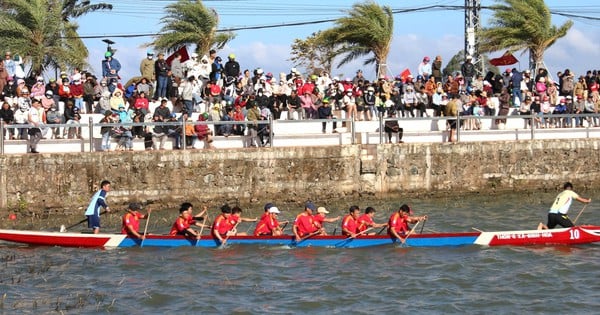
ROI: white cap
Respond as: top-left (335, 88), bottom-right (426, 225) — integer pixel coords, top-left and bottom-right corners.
top-left (317, 207), bottom-right (329, 214)
top-left (268, 207), bottom-right (280, 214)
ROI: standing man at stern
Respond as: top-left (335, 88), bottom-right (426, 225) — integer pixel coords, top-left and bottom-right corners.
top-left (85, 180), bottom-right (111, 234)
top-left (539, 182), bottom-right (591, 229)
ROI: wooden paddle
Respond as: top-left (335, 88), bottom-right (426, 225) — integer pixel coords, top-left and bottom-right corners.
top-left (196, 212), bottom-right (209, 247)
top-left (347, 227), bottom-right (373, 239)
top-left (139, 210), bottom-right (151, 248)
top-left (220, 222), bottom-right (240, 248)
top-left (573, 203), bottom-right (589, 224)
top-left (60, 210), bottom-right (107, 232)
top-left (400, 220), bottom-right (420, 245)
top-left (293, 230), bottom-right (321, 246)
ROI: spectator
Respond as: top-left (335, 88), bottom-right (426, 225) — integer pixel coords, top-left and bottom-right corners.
top-left (167, 113), bottom-right (182, 150)
top-left (418, 56), bottom-right (431, 80)
top-left (384, 110), bottom-right (403, 143)
top-left (30, 76), bottom-right (45, 99)
top-left (432, 55), bottom-right (443, 83)
top-left (0, 101), bottom-right (15, 140)
top-left (318, 98), bottom-right (336, 133)
top-left (195, 112), bottom-right (214, 149)
top-left (461, 55), bottom-right (476, 89)
top-left (170, 53), bottom-right (184, 85)
top-left (45, 104), bottom-right (62, 139)
top-left (27, 98), bottom-right (46, 153)
top-left (140, 50), bottom-right (155, 86)
top-left (99, 110), bottom-right (114, 151)
top-left (154, 53), bottom-right (170, 100)
top-left (210, 56), bottom-right (224, 86)
top-left (116, 104), bottom-right (134, 151)
top-left (63, 101), bottom-right (82, 139)
top-left (101, 51), bottom-right (121, 82)
top-left (13, 97), bottom-right (29, 140)
top-left (224, 54), bottom-right (240, 79)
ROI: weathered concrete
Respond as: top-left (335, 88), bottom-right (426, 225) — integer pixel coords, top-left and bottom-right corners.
top-left (1, 139), bottom-right (599, 213)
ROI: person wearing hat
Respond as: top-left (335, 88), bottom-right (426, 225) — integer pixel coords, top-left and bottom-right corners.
top-left (254, 206), bottom-right (286, 236)
top-left (387, 204), bottom-right (427, 242)
top-left (224, 53), bottom-right (240, 79)
top-left (101, 50), bottom-right (121, 82)
top-left (538, 182), bottom-right (591, 230)
top-left (318, 97), bottom-right (337, 133)
top-left (27, 98), bottom-right (46, 153)
top-left (312, 206), bottom-right (340, 235)
top-left (292, 202), bottom-right (324, 241)
top-left (140, 50), bottom-right (155, 84)
top-left (418, 56), bottom-right (432, 81)
top-left (122, 203), bottom-right (152, 239)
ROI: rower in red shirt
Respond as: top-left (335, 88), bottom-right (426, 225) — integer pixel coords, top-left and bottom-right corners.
top-left (388, 204), bottom-right (427, 242)
top-left (170, 205), bottom-right (201, 238)
top-left (212, 204), bottom-right (233, 243)
top-left (121, 202), bottom-right (151, 239)
top-left (183, 203), bottom-right (209, 230)
top-left (313, 207), bottom-right (340, 235)
top-left (229, 206), bottom-right (258, 236)
top-left (292, 202), bottom-right (322, 242)
top-left (254, 207), bottom-right (285, 236)
top-left (357, 207), bottom-right (388, 235)
top-left (341, 205), bottom-right (361, 237)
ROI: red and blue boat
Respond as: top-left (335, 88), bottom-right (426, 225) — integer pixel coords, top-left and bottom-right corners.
top-left (1, 226), bottom-right (599, 248)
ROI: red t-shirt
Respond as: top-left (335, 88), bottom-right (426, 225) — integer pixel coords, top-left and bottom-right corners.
top-left (294, 213), bottom-right (317, 237)
top-left (254, 215), bottom-right (279, 236)
top-left (357, 214), bottom-right (374, 233)
top-left (312, 214), bottom-right (325, 228)
top-left (212, 214), bottom-right (231, 236)
top-left (341, 214), bottom-right (358, 236)
top-left (388, 212), bottom-right (409, 235)
top-left (121, 211), bottom-right (144, 235)
top-left (169, 217), bottom-right (191, 236)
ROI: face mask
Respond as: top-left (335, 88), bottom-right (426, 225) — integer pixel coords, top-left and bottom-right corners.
top-left (368, 91), bottom-right (373, 95)
top-left (258, 93), bottom-right (263, 97)
top-left (147, 56), bottom-right (153, 60)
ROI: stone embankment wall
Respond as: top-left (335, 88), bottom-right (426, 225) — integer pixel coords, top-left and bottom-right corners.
top-left (1, 139), bottom-right (598, 213)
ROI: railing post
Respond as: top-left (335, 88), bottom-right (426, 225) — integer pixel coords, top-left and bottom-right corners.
top-left (182, 119), bottom-right (187, 150)
top-left (379, 111), bottom-right (383, 144)
top-left (456, 115), bottom-right (461, 142)
top-left (530, 113), bottom-right (535, 140)
top-left (351, 118), bottom-right (356, 145)
top-left (88, 117), bottom-right (94, 152)
top-left (269, 116), bottom-right (274, 148)
top-left (0, 118), bottom-right (4, 155)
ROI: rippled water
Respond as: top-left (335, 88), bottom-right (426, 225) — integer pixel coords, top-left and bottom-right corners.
top-left (1, 192), bottom-right (600, 314)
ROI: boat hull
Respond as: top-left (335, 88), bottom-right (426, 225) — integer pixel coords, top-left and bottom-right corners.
top-left (0, 226), bottom-right (599, 249)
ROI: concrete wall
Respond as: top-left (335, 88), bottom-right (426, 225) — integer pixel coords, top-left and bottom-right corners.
top-left (1, 139), bottom-right (599, 212)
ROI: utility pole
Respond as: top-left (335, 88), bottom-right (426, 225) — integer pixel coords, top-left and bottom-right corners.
top-left (465, 0), bottom-right (482, 75)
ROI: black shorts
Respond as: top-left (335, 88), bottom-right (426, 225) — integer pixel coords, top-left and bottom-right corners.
top-left (547, 213), bottom-right (574, 229)
top-left (87, 215), bottom-right (100, 229)
top-left (447, 119), bottom-right (457, 129)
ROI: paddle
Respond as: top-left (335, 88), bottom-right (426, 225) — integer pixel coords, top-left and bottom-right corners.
top-left (220, 222), bottom-right (239, 248)
top-left (60, 210), bottom-right (107, 232)
top-left (334, 228), bottom-right (373, 247)
top-left (419, 218), bottom-right (426, 234)
top-left (139, 210), bottom-right (151, 248)
top-left (196, 212), bottom-right (208, 247)
top-left (348, 227), bottom-right (373, 239)
top-left (376, 225), bottom-right (387, 235)
top-left (280, 221), bottom-right (289, 232)
top-left (573, 203), bottom-right (590, 224)
top-left (400, 220), bottom-right (420, 246)
top-left (292, 230), bottom-right (321, 247)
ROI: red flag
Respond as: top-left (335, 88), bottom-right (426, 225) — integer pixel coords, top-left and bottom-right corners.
top-left (400, 68), bottom-right (412, 82)
top-left (489, 51), bottom-right (518, 66)
top-left (166, 46), bottom-right (190, 66)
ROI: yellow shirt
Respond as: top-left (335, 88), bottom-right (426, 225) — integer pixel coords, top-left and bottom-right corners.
top-left (549, 190), bottom-right (579, 214)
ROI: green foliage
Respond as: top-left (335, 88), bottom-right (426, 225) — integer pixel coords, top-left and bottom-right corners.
top-left (149, 0), bottom-right (235, 55)
top-left (0, 0), bottom-right (112, 74)
top-left (289, 31), bottom-right (336, 76)
top-left (479, 0), bottom-right (572, 70)
top-left (443, 50), bottom-right (499, 78)
top-left (319, 1), bottom-right (393, 77)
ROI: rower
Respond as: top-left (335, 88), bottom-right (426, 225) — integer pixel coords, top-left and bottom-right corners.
top-left (341, 206), bottom-right (361, 237)
top-left (388, 204), bottom-right (427, 242)
top-left (121, 203), bottom-right (151, 239)
top-left (212, 204), bottom-right (233, 243)
top-left (229, 206), bottom-right (258, 236)
top-left (357, 207), bottom-right (387, 235)
top-left (183, 202), bottom-right (209, 229)
top-left (292, 202), bottom-right (323, 242)
top-left (538, 182), bottom-right (591, 230)
top-left (254, 206), bottom-right (285, 236)
top-left (169, 204), bottom-right (201, 239)
top-left (312, 206), bottom-right (340, 235)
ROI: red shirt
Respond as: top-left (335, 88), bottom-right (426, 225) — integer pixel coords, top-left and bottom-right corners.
top-left (312, 214), bottom-right (325, 228)
top-left (212, 214), bottom-right (231, 236)
top-left (121, 211), bottom-right (144, 235)
top-left (170, 217), bottom-right (191, 236)
top-left (294, 213), bottom-right (317, 237)
top-left (388, 212), bottom-right (409, 235)
top-left (210, 84), bottom-right (221, 96)
top-left (356, 214), bottom-right (374, 233)
top-left (254, 214), bottom-right (279, 236)
top-left (134, 97), bottom-right (149, 111)
top-left (341, 214), bottom-right (358, 236)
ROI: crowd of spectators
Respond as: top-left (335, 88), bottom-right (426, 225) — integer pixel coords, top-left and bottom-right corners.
top-left (2, 48), bottom-right (600, 151)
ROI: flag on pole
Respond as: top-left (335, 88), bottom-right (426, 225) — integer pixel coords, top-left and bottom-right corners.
top-left (489, 51), bottom-right (518, 66)
top-left (166, 46), bottom-right (190, 66)
top-left (400, 68), bottom-right (412, 82)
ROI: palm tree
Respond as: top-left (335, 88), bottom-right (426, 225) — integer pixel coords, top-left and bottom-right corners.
top-left (150, 0), bottom-right (235, 55)
top-left (319, 1), bottom-right (393, 78)
top-left (479, 0), bottom-right (572, 72)
top-left (0, 0), bottom-right (112, 74)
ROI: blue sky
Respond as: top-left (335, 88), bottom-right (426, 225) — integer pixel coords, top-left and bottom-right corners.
top-left (77, 0), bottom-right (600, 81)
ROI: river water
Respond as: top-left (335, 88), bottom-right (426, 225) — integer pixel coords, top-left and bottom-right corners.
top-left (1, 192), bottom-right (599, 314)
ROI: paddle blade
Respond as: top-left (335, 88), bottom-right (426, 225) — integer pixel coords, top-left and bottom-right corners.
top-left (59, 225), bottom-right (66, 233)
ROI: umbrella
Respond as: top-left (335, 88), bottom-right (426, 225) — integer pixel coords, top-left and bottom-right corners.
top-left (489, 51), bottom-right (518, 66)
